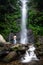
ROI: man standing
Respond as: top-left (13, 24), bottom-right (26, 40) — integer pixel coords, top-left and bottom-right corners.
top-left (13, 36), bottom-right (17, 44)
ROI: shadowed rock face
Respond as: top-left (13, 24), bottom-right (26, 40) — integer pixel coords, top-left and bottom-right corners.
top-left (16, 29), bottom-right (34, 44)
top-left (27, 29), bottom-right (34, 43)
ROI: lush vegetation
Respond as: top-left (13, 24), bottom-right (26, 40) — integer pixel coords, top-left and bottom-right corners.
top-left (0, 0), bottom-right (43, 39)
top-left (28, 0), bottom-right (43, 36)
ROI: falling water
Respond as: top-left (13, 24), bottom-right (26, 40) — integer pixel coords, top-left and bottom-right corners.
top-left (20, 0), bottom-right (28, 44)
top-left (21, 45), bottom-right (38, 63)
top-left (20, 0), bottom-right (38, 63)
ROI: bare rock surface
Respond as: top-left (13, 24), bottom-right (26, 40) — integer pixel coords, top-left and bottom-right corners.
top-left (3, 51), bottom-right (17, 62)
top-left (0, 34), bottom-right (6, 43)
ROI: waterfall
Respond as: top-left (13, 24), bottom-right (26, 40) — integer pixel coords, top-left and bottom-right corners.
top-left (20, 0), bottom-right (28, 44)
top-left (20, 0), bottom-right (38, 63)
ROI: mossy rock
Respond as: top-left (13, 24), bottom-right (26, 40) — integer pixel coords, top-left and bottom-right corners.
top-left (10, 44), bottom-right (26, 52)
top-left (3, 51), bottom-right (17, 62)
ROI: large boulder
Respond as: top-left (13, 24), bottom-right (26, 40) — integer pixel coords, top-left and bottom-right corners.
top-left (0, 34), bottom-right (6, 43)
top-left (3, 51), bottom-right (17, 62)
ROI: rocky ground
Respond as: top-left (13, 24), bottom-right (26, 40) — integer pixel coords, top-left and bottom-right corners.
top-left (0, 57), bottom-right (43, 65)
top-left (0, 42), bottom-right (43, 65)
top-left (0, 34), bottom-right (43, 65)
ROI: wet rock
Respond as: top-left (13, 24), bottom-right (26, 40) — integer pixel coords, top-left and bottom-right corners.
top-left (3, 51), bottom-right (17, 62)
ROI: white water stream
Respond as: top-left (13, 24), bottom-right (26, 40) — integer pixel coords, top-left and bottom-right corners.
top-left (20, 0), bottom-right (28, 44)
top-left (20, 0), bottom-right (38, 63)
top-left (21, 45), bottom-right (38, 63)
